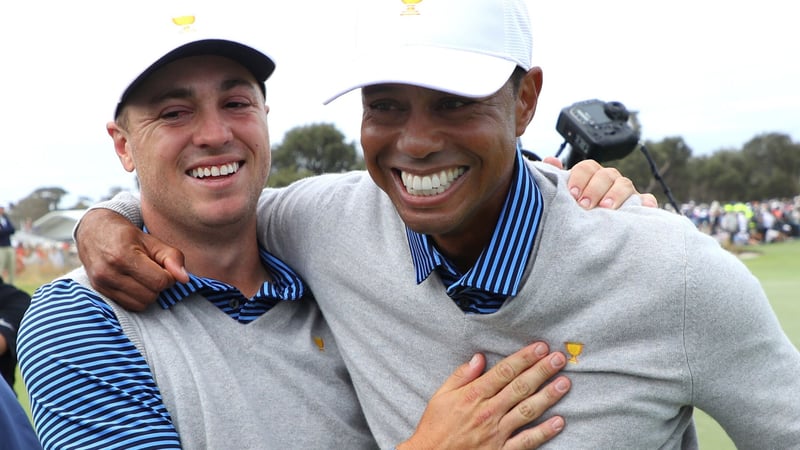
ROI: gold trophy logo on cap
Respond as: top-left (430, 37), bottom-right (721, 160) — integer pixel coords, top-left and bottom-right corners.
top-left (172, 15), bottom-right (196, 32)
top-left (400, 0), bottom-right (423, 15)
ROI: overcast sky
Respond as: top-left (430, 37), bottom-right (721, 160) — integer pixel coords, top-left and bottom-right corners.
top-left (1, 0), bottom-right (798, 207)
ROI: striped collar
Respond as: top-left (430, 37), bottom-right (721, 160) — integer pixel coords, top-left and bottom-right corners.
top-left (406, 149), bottom-right (544, 297)
top-left (155, 246), bottom-right (307, 312)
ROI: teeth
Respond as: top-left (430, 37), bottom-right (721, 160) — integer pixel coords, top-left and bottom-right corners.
top-left (191, 162), bottom-right (240, 179)
top-left (401, 167), bottom-right (465, 196)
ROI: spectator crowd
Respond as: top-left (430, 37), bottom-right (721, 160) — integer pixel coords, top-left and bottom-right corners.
top-left (680, 196), bottom-right (800, 246)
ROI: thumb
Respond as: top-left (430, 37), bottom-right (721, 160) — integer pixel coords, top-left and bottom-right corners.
top-left (142, 233), bottom-right (189, 284)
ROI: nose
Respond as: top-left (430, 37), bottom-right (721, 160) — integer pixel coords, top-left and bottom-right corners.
top-left (192, 107), bottom-right (233, 148)
top-left (396, 110), bottom-right (443, 159)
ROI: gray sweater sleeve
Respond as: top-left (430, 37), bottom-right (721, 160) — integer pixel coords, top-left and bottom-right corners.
top-left (72, 191), bottom-right (144, 241)
top-left (680, 226), bottom-right (800, 448)
top-left (76, 188), bottom-right (277, 238)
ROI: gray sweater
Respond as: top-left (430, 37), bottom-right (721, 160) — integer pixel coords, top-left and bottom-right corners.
top-left (257, 162), bottom-right (800, 449)
top-left (104, 162), bottom-right (800, 449)
top-left (71, 270), bottom-right (376, 449)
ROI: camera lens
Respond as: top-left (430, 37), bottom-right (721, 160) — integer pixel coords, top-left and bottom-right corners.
top-left (603, 101), bottom-right (629, 121)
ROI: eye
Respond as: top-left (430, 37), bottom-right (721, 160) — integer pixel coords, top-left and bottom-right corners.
top-left (438, 98), bottom-right (471, 110)
top-left (225, 99), bottom-right (253, 109)
top-left (367, 99), bottom-right (402, 112)
top-left (160, 108), bottom-right (190, 121)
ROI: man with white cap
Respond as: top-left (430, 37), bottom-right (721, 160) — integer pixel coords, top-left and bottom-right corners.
top-left (16, 12), bottom-right (380, 450)
top-left (72, 1), bottom-right (778, 449)
top-left (17, 9), bottom-right (588, 450)
top-left (292, 0), bottom-right (799, 448)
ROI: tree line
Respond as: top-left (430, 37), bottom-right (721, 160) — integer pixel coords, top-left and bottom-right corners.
top-left (7, 125), bottom-right (799, 227)
top-left (600, 132), bottom-right (800, 206)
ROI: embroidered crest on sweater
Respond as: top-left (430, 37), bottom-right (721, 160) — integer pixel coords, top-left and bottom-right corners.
top-left (565, 341), bottom-right (584, 364)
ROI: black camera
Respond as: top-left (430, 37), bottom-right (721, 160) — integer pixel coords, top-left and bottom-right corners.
top-left (555, 99), bottom-right (640, 169)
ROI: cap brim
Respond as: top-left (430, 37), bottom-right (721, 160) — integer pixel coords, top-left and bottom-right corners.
top-left (323, 46), bottom-right (518, 104)
top-left (116, 39), bottom-right (275, 117)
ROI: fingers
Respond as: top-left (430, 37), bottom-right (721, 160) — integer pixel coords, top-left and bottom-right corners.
top-left (640, 193), bottom-right (659, 208)
top-left (586, 175), bottom-right (635, 210)
top-left (89, 274), bottom-right (161, 312)
top-left (145, 234), bottom-right (189, 283)
top-left (496, 353), bottom-right (570, 450)
top-left (568, 160), bottom-right (620, 209)
top-left (87, 245), bottom-right (175, 311)
top-left (544, 157), bottom-right (646, 210)
top-left (505, 416), bottom-right (566, 450)
top-left (568, 160), bottom-right (658, 209)
top-left (495, 352), bottom-right (569, 434)
top-left (472, 342), bottom-right (552, 400)
top-left (567, 159), bottom-right (604, 208)
top-left (541, 156), bottom-right (564, 170)
top-left (401, 343), bottom-right (568, 450)
top-left (76, 208), bottom-right (185, 311)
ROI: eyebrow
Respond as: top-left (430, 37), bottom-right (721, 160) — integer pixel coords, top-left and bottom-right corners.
top-left (146, 78), bottom-right (259, 105)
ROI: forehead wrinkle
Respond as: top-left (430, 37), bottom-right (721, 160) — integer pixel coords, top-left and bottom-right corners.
top-left (146, 86), bottom-right (193, 106)
top-left (144, 77), bottom-right (259, 107)
top-left (220, 77), bottom-right (259, 94)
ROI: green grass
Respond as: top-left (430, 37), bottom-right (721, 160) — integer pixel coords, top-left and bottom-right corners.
top-left (11, 240), bottom-right (800, 445)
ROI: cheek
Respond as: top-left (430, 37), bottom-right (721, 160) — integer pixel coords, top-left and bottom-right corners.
top-left (362, 156), bottom-right (385, 189)
top-left (359, 127), bottom-right (383, 166)
top-left (259, 148), bottom-right (271, 181)
top-left (359, 146), bottom-right (389, 190)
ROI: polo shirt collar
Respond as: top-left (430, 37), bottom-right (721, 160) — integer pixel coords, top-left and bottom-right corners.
top-left (406, 148), bottom-right (544, 296)
top-left (156, 246), bottom-right (306, 309)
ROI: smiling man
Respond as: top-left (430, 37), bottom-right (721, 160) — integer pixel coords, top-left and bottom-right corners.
top-left (17, 11), bottom-right (583, 450)
top-left (17, 18), bottom-right (377, 450)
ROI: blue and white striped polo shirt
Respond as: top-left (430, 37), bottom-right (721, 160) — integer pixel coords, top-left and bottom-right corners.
top-left (407, 149), bottom-right (543, 314)
top-left (17, 247), bottom-right (305, 450)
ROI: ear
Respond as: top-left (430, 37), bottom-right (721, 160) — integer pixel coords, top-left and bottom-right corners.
top-left (515, 67), bottom-right (543, 137)
top-left (107, 121), bottom-right (136, 173)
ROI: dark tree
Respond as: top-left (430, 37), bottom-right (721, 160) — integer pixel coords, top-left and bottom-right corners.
top-left (269, 123), bottom-right (363, 187)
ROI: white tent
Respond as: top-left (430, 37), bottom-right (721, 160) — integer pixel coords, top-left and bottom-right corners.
top-left (14, 209), bottom-right (86, 245)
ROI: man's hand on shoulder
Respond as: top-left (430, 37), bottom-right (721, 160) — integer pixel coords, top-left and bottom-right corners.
top-left (544, 157), bottom-right (658, 209)
top-left (76, 209), bottom-right (188, 311)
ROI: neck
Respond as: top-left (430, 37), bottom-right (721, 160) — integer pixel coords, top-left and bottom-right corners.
top-left (431, 227), bottom-right (492, 273)
top-left (144, 215), bottom-right (270, 298)
top-left (431, 177), bottom-right (512, 273)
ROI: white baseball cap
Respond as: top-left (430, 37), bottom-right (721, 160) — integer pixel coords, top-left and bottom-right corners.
top-left (113, 11), bottom-right (275, 118)
top-left (324, 0), bottom-right (533, 104)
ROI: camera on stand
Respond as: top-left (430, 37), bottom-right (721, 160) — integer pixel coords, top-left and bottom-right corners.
top-left (554, 99), bottom-right (640, 169)
top-left (516, 98), bottom-right (681, 212)
top-left (550, 99), bottom-right (680, 212)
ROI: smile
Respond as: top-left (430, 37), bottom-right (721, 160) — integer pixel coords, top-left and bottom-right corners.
top-left (400, 167), bottom-right (465, 197)
top-left (189, 161), bottom-right (240, 179)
